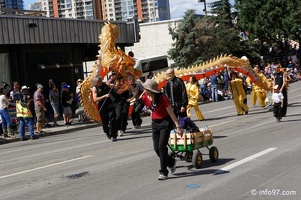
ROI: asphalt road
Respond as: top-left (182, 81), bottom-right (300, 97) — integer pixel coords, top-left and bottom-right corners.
top-left (0, 81), bottom-right (300, 200)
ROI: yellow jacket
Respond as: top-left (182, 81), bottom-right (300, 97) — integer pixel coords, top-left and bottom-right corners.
top-left (230, 78), bottom-right (247, 100)
top-left (16, 100), bottom-right (33, 118)
top-left (186, 82), bottom-right (199, 105)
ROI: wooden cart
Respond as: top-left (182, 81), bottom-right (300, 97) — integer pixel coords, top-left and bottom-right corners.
top-left (168, 128), bottom-right (219, 169)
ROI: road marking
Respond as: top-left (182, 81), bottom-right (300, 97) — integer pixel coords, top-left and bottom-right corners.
top-left (214, 148), bottom-right (277, 174)
top-left (205, 120), bottom-right (236, 128)
top-left (208, 106), bottom-right (234, 113)
top-left (0, 155), bottom-right (93, 179)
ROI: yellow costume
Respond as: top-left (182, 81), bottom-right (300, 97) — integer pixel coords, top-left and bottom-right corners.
top-left (229, 78), bottom-right (249, 115)
top-left (246, 77), bottom-right (257, 106)
top-left (246, 73), bottom-right (267, 108)
top-left (186, 82), bottom-right (204, 120)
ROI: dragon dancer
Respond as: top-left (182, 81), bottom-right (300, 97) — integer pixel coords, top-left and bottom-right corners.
top-left (229, 71), bottom-right (249, 115)
top-left (246, 66), bottom-right (268, 108)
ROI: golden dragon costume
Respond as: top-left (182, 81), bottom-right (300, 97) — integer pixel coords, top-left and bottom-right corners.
top-left (78, 23), bottom-right (275, 122)
top-left (78, 22), bottom-right (142, 122)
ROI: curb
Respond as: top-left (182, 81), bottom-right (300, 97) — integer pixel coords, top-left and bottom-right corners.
top-left (0, 123), bottom-right (100, 145)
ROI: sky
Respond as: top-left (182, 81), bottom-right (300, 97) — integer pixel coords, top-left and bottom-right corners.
top-left (169, 0), bottom-right (218, 19)
top-left (23, 0), bottom-right (232, 19)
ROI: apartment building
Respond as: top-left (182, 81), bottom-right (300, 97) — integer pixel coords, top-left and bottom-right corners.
top-left (0, 0), bottom-right (24, 10)
top-left (29, 0), bottom-right (170, 22)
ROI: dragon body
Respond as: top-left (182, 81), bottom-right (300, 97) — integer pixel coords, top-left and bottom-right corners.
top-left (154, 55), bottom-right (273, 91)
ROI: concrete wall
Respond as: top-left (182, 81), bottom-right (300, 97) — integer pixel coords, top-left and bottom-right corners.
top-left (125, 19), bottom-right (181, 66)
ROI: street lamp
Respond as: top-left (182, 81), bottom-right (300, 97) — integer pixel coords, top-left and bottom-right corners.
top-left (198, 0), bottom-right (207, 16)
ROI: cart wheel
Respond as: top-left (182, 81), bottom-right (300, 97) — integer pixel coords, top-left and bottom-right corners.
top-left (186, 152), bottom-right (192, 162)
top-left (209, 146), bottom-right (219, 163)
top-left (192, 150), bottom-right (202, 169)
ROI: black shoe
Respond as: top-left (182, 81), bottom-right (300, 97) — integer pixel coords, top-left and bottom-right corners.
top-left (245, 111), bottom-right (248, 115)
top-left (106, 134), bottom-right (111, 140)
top-left (31, 135), bottom-right (39, 140)
top-left (20, 138), bottom-right (28, 141)
top-left (112, 138), bottom-right (117, 142)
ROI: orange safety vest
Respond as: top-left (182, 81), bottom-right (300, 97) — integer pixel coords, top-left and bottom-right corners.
top-left (16, 100), bottom-right (32, 118)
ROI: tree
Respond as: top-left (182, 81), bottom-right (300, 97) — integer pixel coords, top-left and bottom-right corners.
top-left (168, 10), bottom-right (205, 68)
top-left (234, 0), bottom-right (301, 62)
top-left (168, 5), bottom-right (259, 68)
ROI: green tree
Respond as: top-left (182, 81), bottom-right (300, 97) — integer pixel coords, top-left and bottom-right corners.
top-left (168, 10), bottom-right (205, 68)
top-left (235, 0), bottom-right (301, 62)
top-left (168, 5), bottom-right (259, 68)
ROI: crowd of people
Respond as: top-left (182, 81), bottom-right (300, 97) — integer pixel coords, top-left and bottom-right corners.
top-left (0, 80), bottom-right (80, 140)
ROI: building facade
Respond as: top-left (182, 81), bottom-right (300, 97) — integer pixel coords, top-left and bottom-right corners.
top-left (28, 0), bottom-right (170, 22)
top-left (0, 0), bottom-right (23, 9)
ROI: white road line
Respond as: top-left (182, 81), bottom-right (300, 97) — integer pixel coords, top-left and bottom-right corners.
top-left (208, 106), bottom-right (234, 113)
top-left (206, 120), bottom-right (236, 128)
top-left (214, 148), bottom-right (277, 174)
top-left (0, 155), bottom-right (93, 179)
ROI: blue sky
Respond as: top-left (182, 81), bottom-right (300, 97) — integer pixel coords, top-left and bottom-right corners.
top-left (24, 0), bottom-right (232, 19)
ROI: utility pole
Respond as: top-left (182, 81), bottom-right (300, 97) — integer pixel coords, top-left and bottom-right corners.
top-left (198, 0), bottom-right (207, 16)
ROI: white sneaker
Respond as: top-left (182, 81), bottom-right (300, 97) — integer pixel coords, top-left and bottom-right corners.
top-left (158, 174), bottom-right (167, 180)
top-left (118, 130), bottom-right (124, 136)
top-left (167, 159), bottom-right (177, 174)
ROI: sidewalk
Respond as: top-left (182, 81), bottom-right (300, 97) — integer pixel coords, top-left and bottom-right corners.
top-left (0, 118), bottom-right (100, 145)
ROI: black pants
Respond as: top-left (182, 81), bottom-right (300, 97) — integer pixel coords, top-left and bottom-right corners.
top-left (172, 105), bottom-right (187, 118)
top-left (109, 101), bottom-right (123, 138)
top-left (282, 88), bottom-right (288, 116)
top-left (131, 99), bottom-right (144, 127)
top-left (152, 117), bottom-right (175, 176)
top-left (273, 103), bottom-right (282, 120)
top-left (99, 106), bottom-right (110, 137)
top-left (120, 101), bottom-right (130, 132)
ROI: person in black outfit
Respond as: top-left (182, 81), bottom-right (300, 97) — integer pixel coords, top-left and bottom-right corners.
top-left (130, 77), bottom-right (145, 129)
top-left (106, 72), bottom-right (123, 142)
top-left (271, 62), bottom-right (288, 117)
top-left (164, 68), bottom-right (188, 118)
top-left (118, 77), bottom-right (137, 136)
top-left (92, 76), bottom-right (111, 139)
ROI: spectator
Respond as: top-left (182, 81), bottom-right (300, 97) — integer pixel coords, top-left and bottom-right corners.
top-left (9, 81), bottom-right (21, 102)
top-left (34, 84), bottom-right (47, 134)
top-left (61, 84), bottom-right (74, 125)
top-left (0, 87), bottom-right (15, 138)
top-left (16, 85), bottom-right (39, 140)
top-left (49, 82), bottom-right (60, 126)
top-left (209, 72), bottom-right (219, 102)
top-left (75, 79), bottom-right (85, 122)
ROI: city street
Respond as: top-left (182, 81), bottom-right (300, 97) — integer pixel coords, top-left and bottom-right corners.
top-left (0, 81), bottom-right (300, 200)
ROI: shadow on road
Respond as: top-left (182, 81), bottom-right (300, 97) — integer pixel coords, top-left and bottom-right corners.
top-left (168, 158), bottom-right (234, 179)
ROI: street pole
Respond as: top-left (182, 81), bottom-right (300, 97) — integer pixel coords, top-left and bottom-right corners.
top-left (198, 0), bottom-right (207, 16)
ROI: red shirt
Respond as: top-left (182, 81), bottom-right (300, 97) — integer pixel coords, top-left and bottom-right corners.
top-left (142, 93), bottom-right (170, 120)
